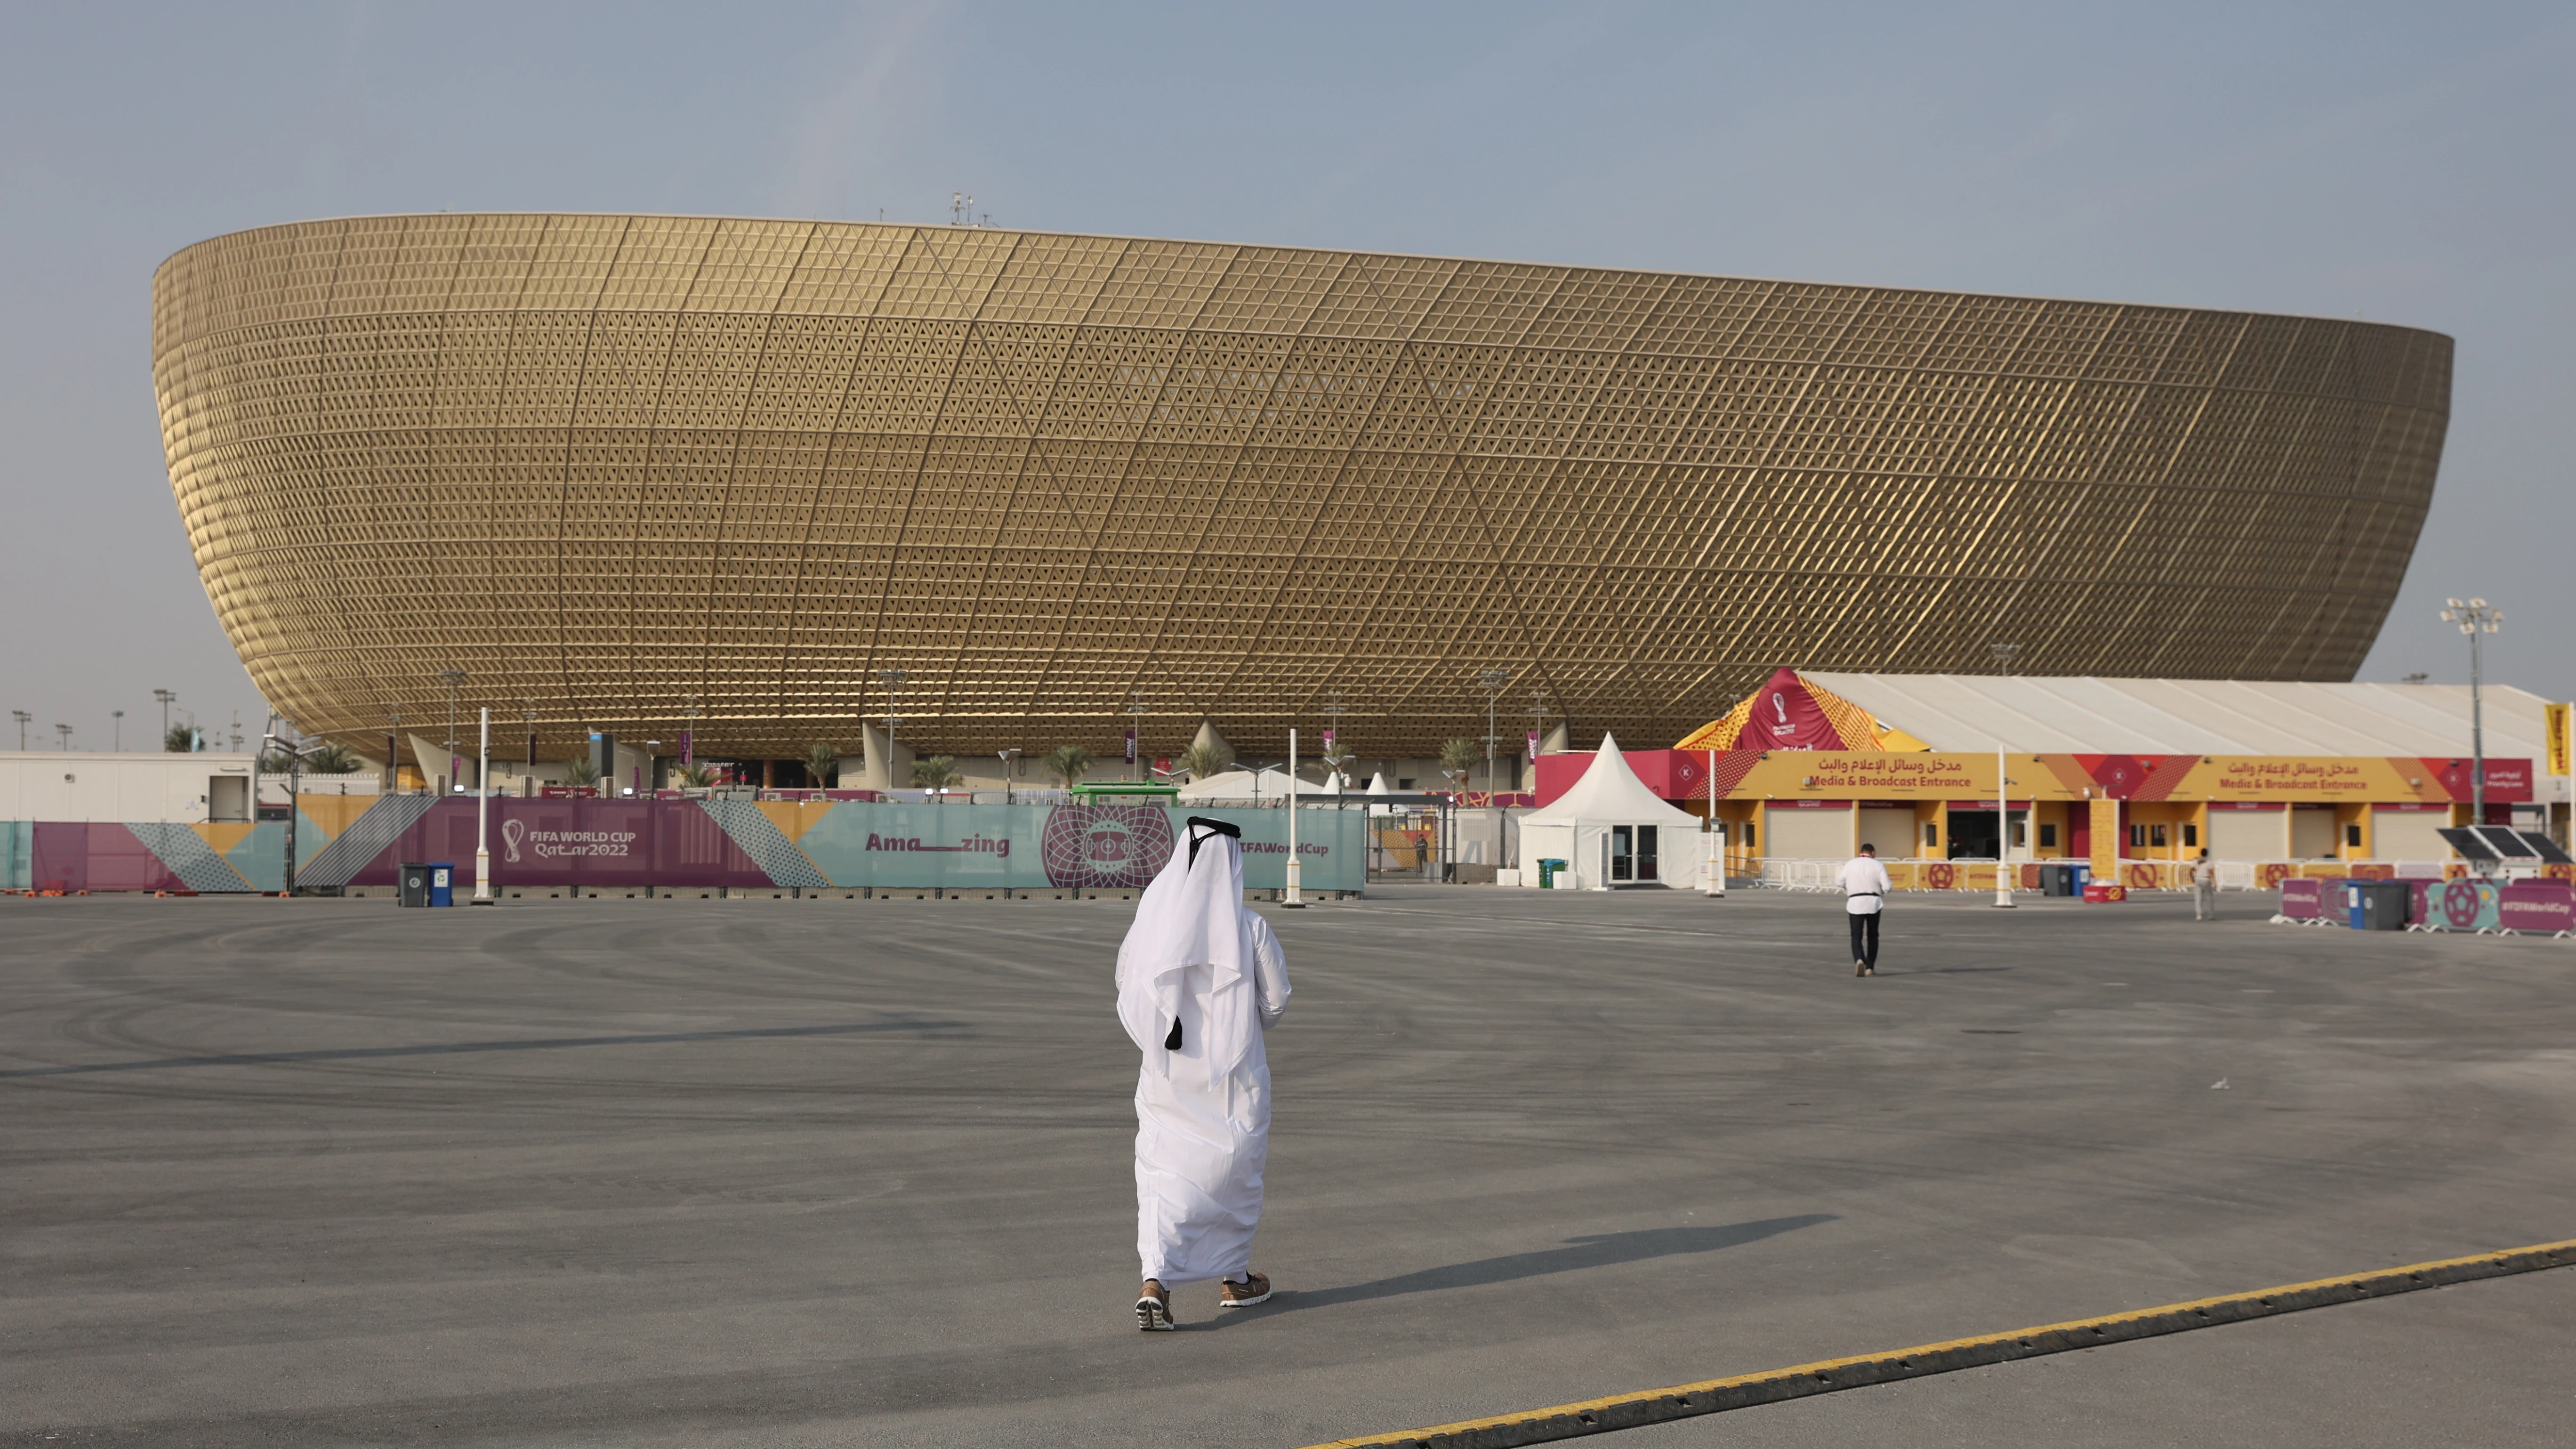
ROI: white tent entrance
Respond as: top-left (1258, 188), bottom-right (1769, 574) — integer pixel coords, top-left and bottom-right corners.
top-left (1518, 734), bottom-right (1707, 890)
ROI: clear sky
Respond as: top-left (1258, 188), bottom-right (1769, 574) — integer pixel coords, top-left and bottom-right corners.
top-left (3, 1), bottom-right (2568, 753)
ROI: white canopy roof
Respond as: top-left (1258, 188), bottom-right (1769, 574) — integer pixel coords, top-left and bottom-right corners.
top-left (1524, 734), bottom-right (1702, 827)
top-left (1800, 673), bottom-right (2551, 759)
top-left (1175, 767), bottom-right (1332, 802)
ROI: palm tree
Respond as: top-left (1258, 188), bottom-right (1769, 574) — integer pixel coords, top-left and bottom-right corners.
top-left (1177, 740), bottom-right (1232, 781)
top-left (164, 724), bottom-right (197, 753)
top-left (803, 740), bottom-right (839, 788)
top-left (1439, 737), bottom-right (1481, 793)
top-left (565, 754), bottom-right (600, 788)
top-left (305, 741), bottom-right (362, 774)
top-left (1046, 744), bottom-right (1092, 790)
top-left (1320, 741), bottom-right (1357, 787)
top-left (911, 755), bottom-right (962, 793)
top-left (676, 762), bottom-right (717, 789)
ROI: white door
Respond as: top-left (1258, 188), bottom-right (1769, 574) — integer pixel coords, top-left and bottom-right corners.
top-left (1764, 806), bottom-right (1854, 861)
top-left (2290, 808), bottom-right (2337, 859)
top-left (2370, 810), bottom-right (2451, 866)
top-left (2206, 809), bottom-right (2284, 861)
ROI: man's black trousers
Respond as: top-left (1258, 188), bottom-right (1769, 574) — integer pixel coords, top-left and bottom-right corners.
top-left (1847, 910), bottom-right (1880, 968)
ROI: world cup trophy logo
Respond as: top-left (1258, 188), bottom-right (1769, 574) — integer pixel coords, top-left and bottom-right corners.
top-left (501, 818), bottom-right (525, 863)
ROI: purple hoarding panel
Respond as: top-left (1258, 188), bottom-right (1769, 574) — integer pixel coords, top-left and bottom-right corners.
top-left (2277, 878), bottom-right (2323, 919)
top-left (2497, 880), bottom-right (2575, 934)
top-left (30, 823), bottom-right (188, 894)
top-left (346, 800), bottom-right (773, 889)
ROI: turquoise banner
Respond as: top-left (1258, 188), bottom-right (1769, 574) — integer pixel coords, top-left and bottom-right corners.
top-left (792, 802), bottom-right (1365, 891)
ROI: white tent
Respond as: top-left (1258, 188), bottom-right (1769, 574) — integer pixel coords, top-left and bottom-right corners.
top-left (1518, 733), bottom-right (1707, 890)
top-left (1175, 766), bottom-right (1333, 803)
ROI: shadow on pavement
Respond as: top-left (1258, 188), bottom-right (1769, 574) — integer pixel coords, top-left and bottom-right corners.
top-left (1223, 1215), bottom-right (1837, 1322)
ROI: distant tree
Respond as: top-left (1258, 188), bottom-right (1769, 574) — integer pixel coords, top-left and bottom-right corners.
top-left (304, 741), bottom-right (362, 775)
top-left (1439, 737), bottom-right (1481, 791)
top-left (1177, 740), bottom-right (1232, 781)
top-left (565, 754), bottom-right (600, 787)
top-left (911, 755), bottom-right (962, 791)
top-left (676, 762), bottom-right (716, 789)
top-left (164, 724), bottom-right (198, 753)
top-left (1046, 744), bottom-right (1092, 790)
top-left (803, 741), bottom-right (840, 788)
top-left (1320, 741), bottom-right (1357, 784)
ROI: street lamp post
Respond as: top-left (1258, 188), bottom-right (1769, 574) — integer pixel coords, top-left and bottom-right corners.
top-left (112, 710), bottom-right (124, 751)
top-left (437, 669), bottom-right (467, 794)
top-left (55, 723), bottom-right (72, 751)
top-left (1989, 642), bottom-right (2019, 908)
top-left (154, 690), bottom-right (176, 747)
top-left (875, 670), bottom-right (907, 789)
top-left (1126, 696), bottom-right (1147, 782)
top-left (11, 710), bottom-right (28, 750)
top-left (2441, 598), bottom-right (2505, 823)
top-left (523, 703), bottom-right (538, 796)
top-left (386, 711), bottom-right (402, 794)
top-left (1284, 727), bottom-right (1305, 908)
top-left (1478, 668), bottom-right (1511, 794)
top-left (473, 707), bottom-right (494, 904)
top-left (998, 748), bottom-right (1020, 806)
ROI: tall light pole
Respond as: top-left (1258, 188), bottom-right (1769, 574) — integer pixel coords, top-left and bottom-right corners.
top-left (1988, 642), bottom-right (2019, 908)
top-left (472, 707), bottom-right (494, 904)
top-left (55, 723), bottom-right (72, 751)
top-left (112, 710), bottom-right (124, 751)
top-left (1478, 668), bottom-right (1511, 793)
top-left (998, 748), bottom-right (1020, 806)
top-left (437, 669), bottom-right (467, 793)
top-left (11, 710), bottom-right (28, 750)
top-left (154, 689), bottom-right (177, 746)
top-left (386, 710), bottom-right (402, 793)
top-left (1126, 696), bottom-right (1147, 782)
top-left (875, 670), bottom-right (907, 787)
top-left (523, 702), bottom-right (538, 795)
top-left (2441, 598), bottom-right (2505, 822)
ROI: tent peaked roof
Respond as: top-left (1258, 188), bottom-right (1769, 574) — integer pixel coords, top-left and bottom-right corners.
top-left (1677, 667), bottom-right (1923, 751)
top-left (1525, 733), bottom-right (1702, 826)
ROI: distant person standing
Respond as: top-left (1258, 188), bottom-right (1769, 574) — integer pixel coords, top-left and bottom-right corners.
top-left (2191, 850), bottom-right (2217, 921)
top-left (1841, 843), bottom-right (1890, 977)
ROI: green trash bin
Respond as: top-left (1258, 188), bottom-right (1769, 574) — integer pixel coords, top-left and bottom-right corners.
top-left (1538, 858), bottom-right (1568, 889)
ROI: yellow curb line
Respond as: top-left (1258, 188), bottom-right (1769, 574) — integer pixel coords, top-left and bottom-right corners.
top-left (1299, 1236), bottom-right (2576, 1449)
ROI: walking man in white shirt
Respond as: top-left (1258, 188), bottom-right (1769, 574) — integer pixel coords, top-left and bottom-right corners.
top-left (1841, 842), bottom-right (1891, 977)
top-left (2191, 849), bottom-right (2218, 921)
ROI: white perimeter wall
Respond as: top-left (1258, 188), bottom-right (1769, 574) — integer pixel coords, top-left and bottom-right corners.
top-left (0, 753), bottom-right (258, 823)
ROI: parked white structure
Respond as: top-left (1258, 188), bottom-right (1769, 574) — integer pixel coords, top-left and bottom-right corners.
top-left (1517, 735), bottom-right (1707, 889)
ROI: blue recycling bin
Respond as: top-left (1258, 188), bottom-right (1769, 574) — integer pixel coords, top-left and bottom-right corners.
top-left (427, 862), bottom-right (455, 907)
top-left (2066, 862), bottom-right (2090, 894)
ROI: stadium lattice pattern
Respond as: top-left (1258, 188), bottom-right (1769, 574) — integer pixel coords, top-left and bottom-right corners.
top-left (154, 216), bottom-right (2451, 759)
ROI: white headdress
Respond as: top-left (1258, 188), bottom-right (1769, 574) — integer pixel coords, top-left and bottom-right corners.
top-left (1116, 817), bottom-right (1258, 1084)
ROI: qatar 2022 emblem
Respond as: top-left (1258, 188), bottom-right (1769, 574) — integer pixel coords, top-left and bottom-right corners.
top-left (1040, 804), bottom-right (1173, 890)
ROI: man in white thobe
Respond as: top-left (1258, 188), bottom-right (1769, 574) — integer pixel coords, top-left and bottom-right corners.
top-left (1841, 842), bottom-right (1890, 977)
top-left (1117, 816), bottom-right (1292, 1330)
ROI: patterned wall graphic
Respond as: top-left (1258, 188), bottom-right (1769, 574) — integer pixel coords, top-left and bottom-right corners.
top-left (153, 217), bottom-right (2451, 760)
top-left (4, 799), bottom-right (1359, 893)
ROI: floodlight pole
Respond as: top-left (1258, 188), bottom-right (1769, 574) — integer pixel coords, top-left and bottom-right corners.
top-left (1284, 727), bottom-right (1304, 907)
top-left (2442, 598), bottom-right (2504, 825)
top-left (438, 668), bottom-right (467, 794)
top-left (473, 707), bottom-right (494, 904)
top-left (1704, 746), bottom-right (1725, 897)
top-left (1478, 668), bottom-right (1511, 793)
top-left (1989, 642), bottom-right (2019, 909)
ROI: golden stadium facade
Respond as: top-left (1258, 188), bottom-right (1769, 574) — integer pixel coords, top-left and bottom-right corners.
top-left (153, 215), bottom-right (2452, 761)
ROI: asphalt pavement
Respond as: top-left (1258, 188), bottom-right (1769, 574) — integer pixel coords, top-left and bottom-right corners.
top-left (5, 884), bottom-right (2572, 1447)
